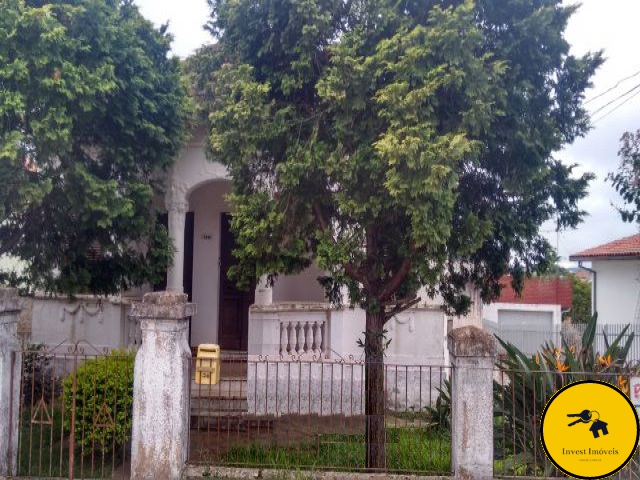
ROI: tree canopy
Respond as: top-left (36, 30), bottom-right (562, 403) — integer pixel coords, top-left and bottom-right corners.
top-left (198, 0), bottom-right (600, 467)
top-left (609, 129), bottom-right (640, 223)
top-left (202, 0), bottom-right (599, 314)
top-left (0, 0), bottom-right (188, 295)
top-left (569, 274), bottom-right (591, 324)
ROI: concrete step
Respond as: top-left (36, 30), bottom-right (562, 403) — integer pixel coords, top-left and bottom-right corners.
top-left (191, 379), bottom-right (247, 399)
top-left (190, 415), bottom-right (275, 431)
top-left (191, 396), bottom-right (248, 416)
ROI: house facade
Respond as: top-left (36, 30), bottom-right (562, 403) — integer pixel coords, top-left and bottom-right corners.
top-left (161, 127), bottom-right (483, 364)
top-left (570, 234), bottom-right (640, 325)
top-left (24, 126), bottom-right (483, 367)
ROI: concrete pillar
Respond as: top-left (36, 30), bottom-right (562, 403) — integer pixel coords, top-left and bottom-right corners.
top-left (254, 275), bottom-right (273, 306)
top-left (129, 292), bottom-right (196, 480)
top-left (166, 185), bottom-right (189, 293)
top-left (247, 305), bottom-right (280, 356)
top-left (0, 288), bottom-right (22, 477)
top-left (448, 325), bottom-right (496, 480)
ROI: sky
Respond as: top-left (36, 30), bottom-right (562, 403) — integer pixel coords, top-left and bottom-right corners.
top-left (135, 0), bottom-right (640, 265)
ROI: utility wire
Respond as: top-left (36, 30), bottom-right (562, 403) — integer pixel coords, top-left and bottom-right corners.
top-left (592, 88), bottom-right (640, 124)
top-left (589, 81), bottom-right (640, 118)
top-left (585, 68), bottom-right (640, 105)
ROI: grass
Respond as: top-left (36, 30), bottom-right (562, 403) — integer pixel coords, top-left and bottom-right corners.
top-left (18, 404), bottom-right (127, 479)
top-left (216, 426), bottom-right (451, 474)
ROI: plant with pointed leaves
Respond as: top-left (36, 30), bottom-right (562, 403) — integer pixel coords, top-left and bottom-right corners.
top-left (495, 313), bottom-right (634, 475)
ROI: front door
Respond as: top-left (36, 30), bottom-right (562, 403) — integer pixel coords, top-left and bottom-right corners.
top-left (218, 213), bottom-right (255, 351)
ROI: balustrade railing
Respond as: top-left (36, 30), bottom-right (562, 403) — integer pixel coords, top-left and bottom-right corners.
top-left (279, 319), bottom-right (327, 356)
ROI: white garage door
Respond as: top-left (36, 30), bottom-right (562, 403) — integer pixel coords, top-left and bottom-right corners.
top-left (498, 309), bottom-right (554, 330)
top-left (497, 309), bottom-right (555, 354)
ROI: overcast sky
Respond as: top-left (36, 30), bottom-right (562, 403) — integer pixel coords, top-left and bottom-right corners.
top-left (135, 0), bottom-right (640, 265)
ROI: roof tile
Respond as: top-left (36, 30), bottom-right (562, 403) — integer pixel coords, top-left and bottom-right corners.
top-left (570, 234), bottom-right (640, 260)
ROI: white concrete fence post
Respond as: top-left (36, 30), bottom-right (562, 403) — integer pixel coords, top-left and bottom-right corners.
top-left (449, 325), bottom-right (497, 480)
top-left (129, 291), bottom-right (196, 480)
top-left (0, 287), bottom-right (22, 477)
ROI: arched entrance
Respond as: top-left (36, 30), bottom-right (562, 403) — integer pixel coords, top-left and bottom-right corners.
top-left (164, 127), bottom-right (255, 348)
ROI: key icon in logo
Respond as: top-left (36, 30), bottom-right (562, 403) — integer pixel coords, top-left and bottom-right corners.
top-left (566, 410), bottom-right (609, 438)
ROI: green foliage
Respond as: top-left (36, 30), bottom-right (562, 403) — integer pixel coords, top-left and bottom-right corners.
top-left (201, 0), bottom-right (601, 467)
top-left (426, 378), bottom-right (451, 431)
top-left (202, 0), bottom-right (600, 317)
top-left (609, 129), bottom-right (640, 223)
top-left (62, 350), bottom-right (135, 453)
top-left (494, 313), bottom-right (633, 475)
top-left (21, 343), bottom-right (59, 407)
top-left (0, 0), bottom-right (188, 296)
top-left (569, 273), bottom-right (592, 324)
top-left (216, 427), bottom-right (450, 473)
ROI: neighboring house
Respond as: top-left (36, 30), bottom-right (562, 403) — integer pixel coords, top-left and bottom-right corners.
top-left (484, 275), bottom-right (572, 328)
top-left (26, 126), bottom-right (483, 367)
top-left (483, 275), bottom-right (572, 354)
top-left (570, 234), bottom-right (640, 325)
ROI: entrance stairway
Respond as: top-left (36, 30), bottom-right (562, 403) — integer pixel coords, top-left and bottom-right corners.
top-left (190, 377), bottom-right (248, 418)
top-left (190, 353), bottom-right (255, 427)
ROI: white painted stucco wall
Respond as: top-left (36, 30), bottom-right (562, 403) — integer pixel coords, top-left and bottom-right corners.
top-left (27, 295), bottom-right (135, 350)
top-left (187, 180), bottom-right (231, 345)
top-left (272, 264), bottom-right (327, 303)
top-left (169, 127), bottom-right (228, 196)
top-left (591, 259), bottom-right (640, 324)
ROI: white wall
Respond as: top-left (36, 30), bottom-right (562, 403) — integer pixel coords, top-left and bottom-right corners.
top-left (247, 305), bottom-right (449, 415)
top-left (386, 307), bottom-right (446, 365)
top-left (27, 295), bottom-right (133, 351)
top-left (272, 265), bottom-right (327, 303)
top-left (188, 180), bottom-right (231, 346)
top-left (169, 127), bottom-right (228, 194)
top-left (592, 259), bottom-right (640, 324)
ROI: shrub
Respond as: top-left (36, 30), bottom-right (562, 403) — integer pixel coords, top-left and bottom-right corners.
top-left (63, 350), bottom-right (135, 453)
top-left (494, 313), bottom-right (634, 475)
top-left (22, 343), bottom-right (59, 407)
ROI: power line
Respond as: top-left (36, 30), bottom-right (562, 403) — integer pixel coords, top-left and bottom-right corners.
top-left (589, 81), bottom-right (640, 118)
top-left (592, 88), bottom-right (640, 124)
top-left (586, 68), bottom-right (640, 105)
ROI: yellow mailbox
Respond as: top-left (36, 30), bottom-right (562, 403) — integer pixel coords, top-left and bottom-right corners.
top-left (195, 344), bottom-right (221, 385)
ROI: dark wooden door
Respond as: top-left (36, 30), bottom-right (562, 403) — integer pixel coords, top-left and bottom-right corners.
top-left (218, 213), bottom-right (254, 351)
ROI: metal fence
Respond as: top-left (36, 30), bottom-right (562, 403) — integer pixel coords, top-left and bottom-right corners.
top-left (485, 321), bottom-right (640, 362)
top-left (13, 342), bottom-right (132, 479)
top-left (14, 342), bottom-right (640, 479)
top-left (493, 368), bottom-right (640, 479)
top-left (188, 355), bottom-right (452, 475)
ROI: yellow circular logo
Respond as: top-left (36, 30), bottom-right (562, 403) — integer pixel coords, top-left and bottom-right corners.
top-left (540, 380), bottom-right (639, 479)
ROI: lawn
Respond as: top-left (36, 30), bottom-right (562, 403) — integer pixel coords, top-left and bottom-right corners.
top-left (190, 415), bottom-right (451, 475)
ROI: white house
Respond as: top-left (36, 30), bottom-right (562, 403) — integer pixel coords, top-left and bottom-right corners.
top-left (24, 126), bottom-right (483, 369)
top-left (570, 234), bottom-right (640, 325)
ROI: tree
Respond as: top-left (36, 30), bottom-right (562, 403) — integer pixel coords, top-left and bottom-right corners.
top-left (0, 0), bottom-right (188, 295)
top-left (569, 274), bottom-right (591, 324)
top-left (609, 129), bottom-right (640, 223)
top-left (202, 0), bottom-right (600, 468)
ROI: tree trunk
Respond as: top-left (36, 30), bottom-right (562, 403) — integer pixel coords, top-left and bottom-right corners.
top-left (365, 309), bottom-right (386, 470)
